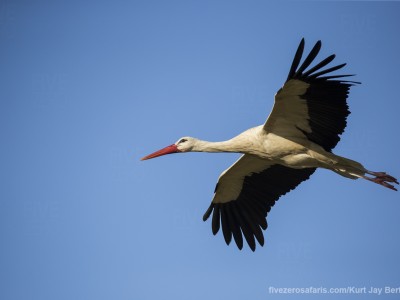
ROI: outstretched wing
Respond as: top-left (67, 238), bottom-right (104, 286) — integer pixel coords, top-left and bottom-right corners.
top-left (203, 155), bottom-right (316, 251)
top-left (264, 38), bottom-right (360, 152)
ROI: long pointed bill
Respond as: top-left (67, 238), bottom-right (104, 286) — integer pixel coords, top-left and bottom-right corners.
top-left (141, 144), bottom-right (179, 161)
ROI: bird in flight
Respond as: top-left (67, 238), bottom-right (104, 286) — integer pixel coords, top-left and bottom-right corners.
top-left (141, 39), bottom-right (398, 251)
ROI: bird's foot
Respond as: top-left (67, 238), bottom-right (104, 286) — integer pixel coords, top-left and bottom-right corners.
top-left (364, 171), bottom-right (399, 191)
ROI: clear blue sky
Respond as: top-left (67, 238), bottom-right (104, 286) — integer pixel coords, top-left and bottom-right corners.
top-left (1, 1), bottom-right (399, 300)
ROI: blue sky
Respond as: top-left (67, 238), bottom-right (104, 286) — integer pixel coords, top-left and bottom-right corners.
top-left (1, 1), bottom-right (399, 300)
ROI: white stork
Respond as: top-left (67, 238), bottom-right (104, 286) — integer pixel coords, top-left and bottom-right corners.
top-left (141, 39), bottom-right (398, 251)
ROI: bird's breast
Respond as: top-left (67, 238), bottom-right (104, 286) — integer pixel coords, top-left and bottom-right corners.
top-left (258, 133), bottom-right (308, 160)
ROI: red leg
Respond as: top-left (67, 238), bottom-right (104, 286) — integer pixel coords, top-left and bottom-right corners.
top-left (363, 171), bottom-right (399, 191)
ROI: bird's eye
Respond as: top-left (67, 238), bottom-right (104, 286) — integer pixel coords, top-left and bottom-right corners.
top-left (179, 139), bottom-right (187, 144)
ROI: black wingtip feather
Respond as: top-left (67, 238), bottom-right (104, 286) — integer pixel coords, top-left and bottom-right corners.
top-left (226, 203), bottom-right (243, 250)
top-left (286, 38), bottom-right (305, 81)
top-left (220, 206), bottom-right (232, 245)
top-left (308, 63), bottom-right (347, 79)
top-left (317, 74), bottom-right (361, 84)
top-left (203, 203), bottom-right (214, 221)
top-left (211, 204), bottom-right (220, 235)
top-left (242, 199), bottom-right (267, 225)
top-left (294, 40), bottom-right (322, 77)
top-left (232, 203), bottom-right (256, 251)
top-left (239, 203), bottom-right (263, 243)
top-left (239, 199), bottom-right (267, 245)
top-left (302, 54), bottom-right (336, 77)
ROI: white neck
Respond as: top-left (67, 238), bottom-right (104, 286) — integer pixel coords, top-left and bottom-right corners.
top-left (193, 138), bottom-right (247, 153)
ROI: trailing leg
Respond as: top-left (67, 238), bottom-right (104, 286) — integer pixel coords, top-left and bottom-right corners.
top-left (361, 171), bottom-right (399, 191)
top-left (318, 151), bottom-right (398, 191)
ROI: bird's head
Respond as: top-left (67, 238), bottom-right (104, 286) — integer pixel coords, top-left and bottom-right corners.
top-left (141, 137), bottom-right (198, 161)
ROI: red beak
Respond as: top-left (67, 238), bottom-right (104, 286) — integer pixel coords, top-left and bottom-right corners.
top-left (141, 144), bottom-right (179, 161)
